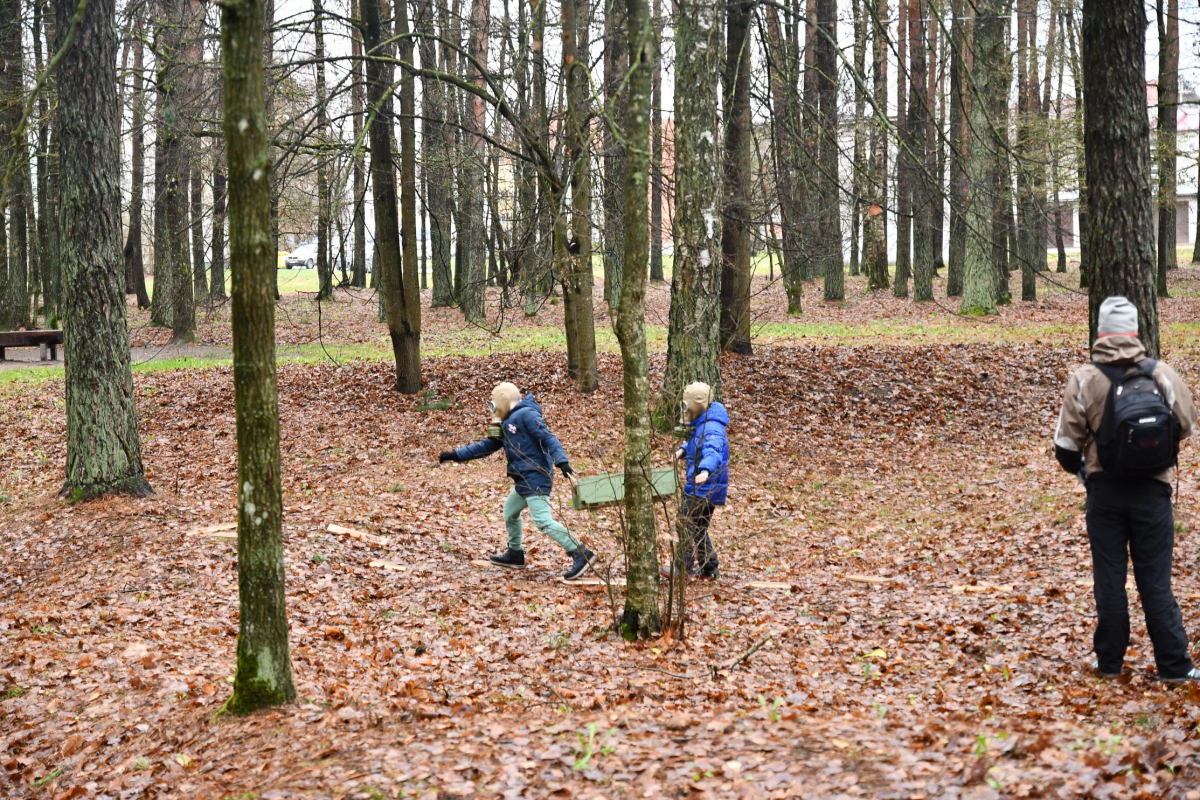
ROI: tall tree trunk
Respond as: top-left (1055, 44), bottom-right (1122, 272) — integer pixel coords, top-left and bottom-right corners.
top-left (602, 0), bottom-right (628, 309)
top-left (191, 166), bottom-right (207, 303)
top-left (992, 15), bottom-right (1014, 304)
top-left (764, 5), bottom-right (804, 309)
top-left (960, 0), bottom-right (1006, 314)
top-left (660, 0), bottom-right (722, 417)
top-left (616, 0), bottom-right (660, 640)
top-left (867, 0), bottom-right (888, 290)
top-left (720, 0), bottom-right (752, 353)
top-left (314, 0), bottom-right (333, 301)
top-left (0, 0), bottom-right (29, 329)
top-left (816, 0), bottom-right (842, 300)
top-left (124, 21), bottom-right (151, 309)
top-left (562, 0), bottom-right (599, 391)
top-left (650, 0), bottom-right (664, 283)
top-left (1063, 4), bottom-right (1089, 282)
top-left (929, 0), bottom-right (945, 276)
top-left (457, 0), bottom-right (488, 320)
top-left (1016, 0), bottom-right (1036, 300)
top-left (350, 0), bottom-right (367, 288)
top-left (893, 0), bottom-right (910, 297)
top-left (849, 0), bottom-right (865, 278)
top-left (908, 0), bottom-right (932, 301)
top-left (416, 0), bottom-right (447, 306)
top-left (56, 0), bottom-right (151, 498)
top-left (946, 0), bottom-right (966, 296)
top-left (1083, 0), bottom-right (1158, 356)
top-left (395, 0), bottom-right (421, 391)
top-left (1156, 0), bottom-right (1178, 297)
top-left (220, 0), bottom-right (297, 713)
top-left (211, 152), bottom-right (227, 299)
top-left (799, 0), bottom-right (819, 282)
top-left (34, 0), bottom-right (58, 323)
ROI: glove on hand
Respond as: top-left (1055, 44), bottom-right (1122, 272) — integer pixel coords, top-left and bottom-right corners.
top-left (438, 451), bottom-right (458, 464)
top-left (559, 463), bottom-right (575, 478)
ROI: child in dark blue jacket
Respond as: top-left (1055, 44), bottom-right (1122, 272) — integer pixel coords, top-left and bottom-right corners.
top-left (439, 382), bottom-right (597, 580)
top-left (672, 381), bottom-right (729, 579)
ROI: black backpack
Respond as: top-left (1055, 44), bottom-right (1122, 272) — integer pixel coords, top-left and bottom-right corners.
top-left (1092, 359), bottom-right (1180, 477)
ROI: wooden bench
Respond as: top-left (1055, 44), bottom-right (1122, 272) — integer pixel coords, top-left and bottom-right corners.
top-left (571, 467), bottom-right (679, 510)
top-left (0, 330), bottom-right (64, 362)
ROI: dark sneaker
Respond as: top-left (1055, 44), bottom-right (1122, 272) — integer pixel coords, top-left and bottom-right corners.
top-left (1160, 667), bottom-right (1200, 684)
top-left (564, 548), bottom-right (597, 581)
top-left (1091, 660), bottom-right (1122, 679)
top-left (694, 569), bottom-right (719, 581)
top-left (489, 549), bottom-right (526, 569)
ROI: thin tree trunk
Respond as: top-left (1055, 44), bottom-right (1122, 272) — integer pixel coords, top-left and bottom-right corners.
top-left (314, 0), bottom-right (333, 301)
top-left (1083, 0), bottom-right (1158, 355)
top-left (457, 0), bottom-right (488, 320)
top-left (650, 0), bottom-right (664, 283)
top-left (351, 0), bottom-right (367, 288)
top-left (816, 0), bottom-right (842, 300)
top-left (893, 0), bottom-right (910, 297)
top-left (35, 0), bottom-right (58, 323)
top-left (562, 0), bottom-right (599, 391)
top-left (602, 0), bottom-right (628, 309)
top-left (1156, 0), bottom-right (1178, 297)
top-left (191, 166), bottom-right (207, 303)
top-left (849, 0), bottom-right (865, 278)
top-left (220, 0), bottom-right (296, 713)
top-left (993, 15), bottom-right (1014, 303)
top-left (909, 0), bottom-right (932, 301)
top-left (765, 5), bottom-right (804, 308)
top-left (211, 153), bottom-right (227, 299)
top-left (929, 0), bottom-right (945, 276)
top-left (946, 0), bottom-right (966, 296)
top-left (1016, 0), bottom-right (1036, 300)
top-left (123, 19), bottom-right (151, 309)
top-left (867, 0), bottom-right (888, 290)
top-left (616, 0), bottom-right (660, 641)
top-left (56, 0), bottom-right (151, 498)
top-left (660, 0), bottom-right (722, 418)
top-left (720, 0), bottom-right (752, 353)
top-left (1063, 4), bottom-right (1089, 282)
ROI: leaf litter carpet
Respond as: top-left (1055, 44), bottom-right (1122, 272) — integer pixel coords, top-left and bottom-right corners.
top-left (5, 343), bottom-right (1200, 798)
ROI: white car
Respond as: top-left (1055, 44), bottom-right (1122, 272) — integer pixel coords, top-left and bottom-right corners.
top-left (284, 243), bottom-right (317, 269)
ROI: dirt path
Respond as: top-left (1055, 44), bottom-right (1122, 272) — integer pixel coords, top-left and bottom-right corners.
top-left (0, 343), bottom-right (232, 372)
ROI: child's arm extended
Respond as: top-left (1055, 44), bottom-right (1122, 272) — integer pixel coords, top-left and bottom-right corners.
top-left (441, 437), bottom-right (503, 463)
top-left (695, 426), bottom-right (727, 481)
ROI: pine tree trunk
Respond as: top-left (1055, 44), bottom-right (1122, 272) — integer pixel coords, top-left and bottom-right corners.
top-left (562, 0), bottom-right (599, 391)
top-left (220, 0), bottom-right (296, 714)
top-left (764, 5), bottom-right (804, 309)
top-left (350, 0), bottom-right (367, 288)
top-left (1155, 0), bottom-right (1177, 297)
top-left (909, 0), bottom-right (933, 301)
top-left (191, 166), bottom-right (207, 303)
top-left (720, 0), bottom-right (752, 353)
top-left (312, 0), bottom-right (333, 302)
top-left (946, 0), bottom-right (966, 296)
top-left (364, 0), bottom-right (421, 391)
top-left (660, 0), bottom-right (722, 418)
top-left (211, 155), bottom-right (227, 299)
top-left (816, 0), bottom-right (842, 300)
top-left (1083, 0), bottom-right (1158, 356)
top-left (650, 0), bottom-right (664, 283)
top-left (0, 0), bottom-right (29, 329)
top-left (867, 0), bottom-right (888, 290)
top-left (602, 0), bottom-right (628, 310)
top-left (893, 0), bottom-right (910, 297)
top-left (960, 0), bottom-right (1006, 315)
top-left (616, 0), bottom-right (661, 641)
top-left (56, 0), bottom-right (151, 499)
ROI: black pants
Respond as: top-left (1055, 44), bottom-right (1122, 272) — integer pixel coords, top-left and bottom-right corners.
top-left (1087, 478), bottom-right (1193, 679)
top-left (678, 495), bottom-right (719, 576)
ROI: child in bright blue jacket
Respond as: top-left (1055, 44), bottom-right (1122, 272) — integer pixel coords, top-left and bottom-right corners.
top-left (439, 382), bottom-right (597, 580)
top-left (673, 381), bottom-right (729, 579)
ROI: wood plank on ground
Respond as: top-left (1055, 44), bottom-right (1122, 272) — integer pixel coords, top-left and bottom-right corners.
top-left (327, 523), bottom-right (388, 547)
top-left (185, 522), bottom-right (237, 541)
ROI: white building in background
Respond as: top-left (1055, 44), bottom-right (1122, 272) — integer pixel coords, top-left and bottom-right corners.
top-left (1054, 80), bottom-right (1200, 250)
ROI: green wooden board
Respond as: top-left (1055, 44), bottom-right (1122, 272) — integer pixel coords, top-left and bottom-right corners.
top-left (572, 467), bottom-right (678, 509)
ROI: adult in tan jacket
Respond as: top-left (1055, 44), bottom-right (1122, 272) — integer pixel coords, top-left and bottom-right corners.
top-left (1054, 296), bottom-right (1199, 682)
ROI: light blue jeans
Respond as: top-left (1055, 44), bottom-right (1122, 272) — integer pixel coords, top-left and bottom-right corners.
top-left (504, 489), bottom-right (579, 553)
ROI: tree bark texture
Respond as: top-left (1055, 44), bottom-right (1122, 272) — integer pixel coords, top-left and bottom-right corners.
top-left (764, 5), bottom-right (804, 309)
top-left (946, 0), bottom-right (966, 296)
top-left (720, 0), bottom-right (752, 354)
top-left (220, 0), bottom-right (297, 714)
top-left (650, 0), bottom-right (663, 283)
top-left (893, 0), bottom-right (910, 297)
top-left (660, 0), bottom-right (722, 417)
top-left (1082, 0), bottom-right (1159, 356)
top-left (602, 0), bottom-right (628, 309)
top-left (908, 0), bottom-right (932, 301)
top-left (1155, 0), bottom-right (1178, 296)
top-left (816, 0), bottom-right (842, 300)
top-left (617, 0), bottom-right (661, 640)
top-left (0, 0), bottom-right (29, 329)
top-left (866, 0), bottom-right (888, 290)
top-left (56, 0), bottom-right (151, 498)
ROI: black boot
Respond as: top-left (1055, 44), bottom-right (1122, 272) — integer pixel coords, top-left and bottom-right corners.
top-left (563, 548), bottom-right (596, 580)
top-left (489, 549), bottom-right (526, 569)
